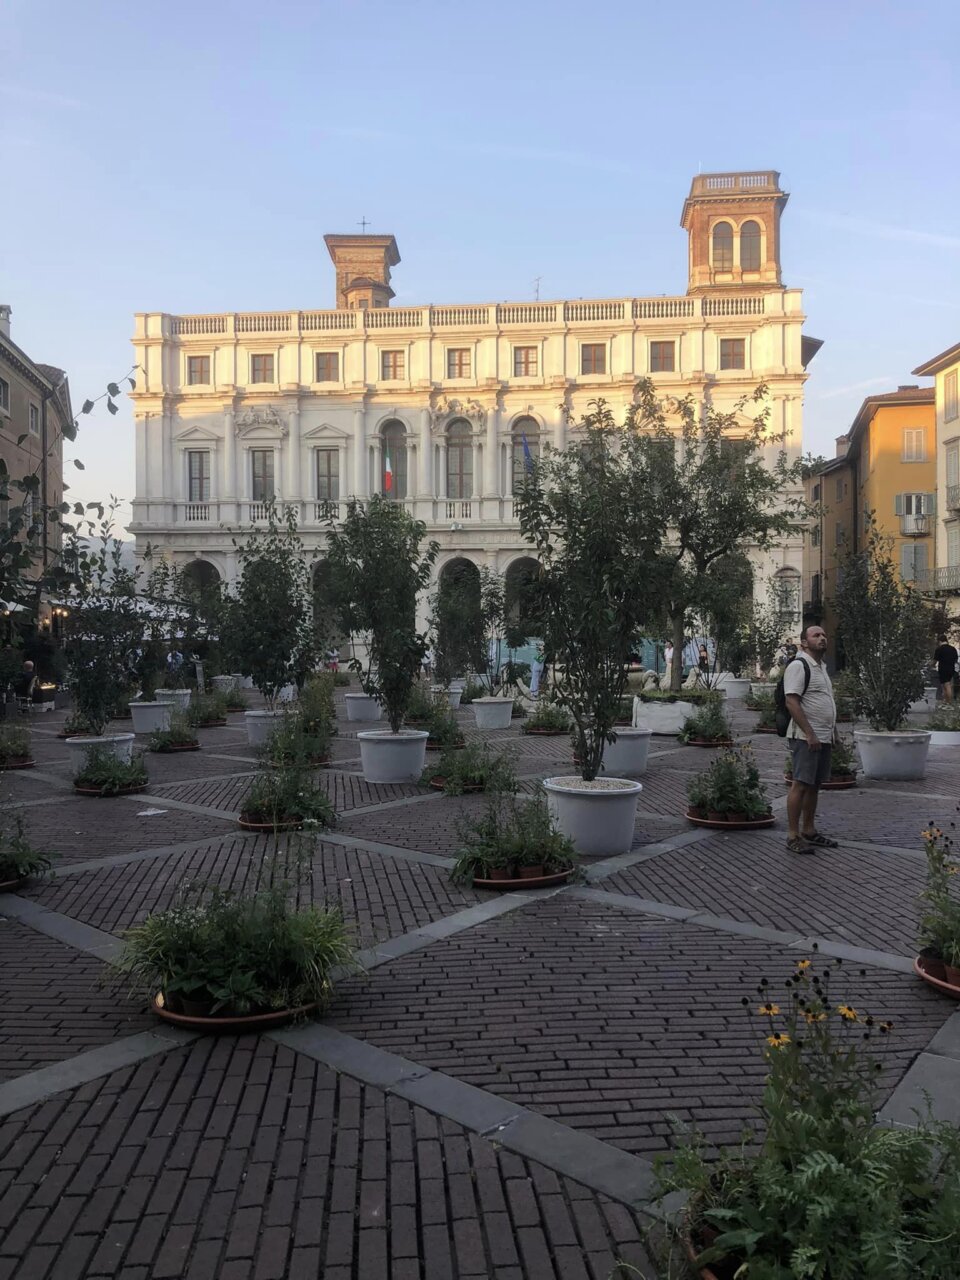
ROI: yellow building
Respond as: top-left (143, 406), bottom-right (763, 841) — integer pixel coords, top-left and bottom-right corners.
top-left (912, 340), bottom-right (960, 594)
top-left (803, 384), bottom-right (935, 666)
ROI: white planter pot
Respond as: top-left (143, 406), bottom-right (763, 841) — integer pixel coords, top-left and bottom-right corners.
top-left (211, 675), bottom-right (239, 694)
top-left (244, 710), bottom-right (285, 746)
top-left (543, 776), bottom-right (643, 856)
top-left (473, 697), bottom-right (514, 730)
top-left (433, 686), bottom-right (462, 710)
top-left (67, 732), bottom-right (135, 773)
top-left (928, 730), bottom-right (960, 747)
top-left (750, 682), bottom-right (776, 698)
top-left (854, 729), bottom-right (931, 780)
top-left (276, 683), bottom-right (297, 704)
top-left (358, 729), bottom-right (428, 783)
top-left (236, 675), bottom-right (254, 690)
top-left (909, 687), bottom-right (939, 714)
top-left (634, 699), bottom-right (693, 735)
top-left (602, 727), bottom-right (653, 777)
top-left (715, 674), bottom-right (751, 699)
top-left (156, 689), bottom-right (191, 712)
top-left (345, 693), bottom-right (383, 722)
top-left (128, 702), bottom-right (172, 735)
top-left (449, 678), bottom-right (467, 692)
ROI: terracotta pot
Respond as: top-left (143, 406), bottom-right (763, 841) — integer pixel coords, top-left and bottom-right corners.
top-left (474, 868), bottom-right (574, 891)
top-left (426, 739), bottom-right (465, 751)
top-left (914, 954), bottom-right (960, 998)
top-left (0, 875), bottom-right (27, 892)
top-left (518, 864), bottom-right (545, 879)
top-left (523, 727), bottom-right (567, 736)
top-left (198, 718), bottom-right (228, 728)
top-left (488, 868), bottom-right (512, 881)
top-left (237, 813), bottom-right (304, 832)
top-left (153, 995), bottom-right (319, 1033)
top-left (919, 948), bottom-right (947, 982)
top-left (684, 1231), bottom-right (722, 1280)
top-left (946, 964), bottom-right (960, 988)
top-left (687, 809), bottom-right (776, 831)
top-left (687, 738), bottom-right (734, 748)
top-left (726, 811), bottom-right (749, 824)
top-left (73, 782), bottom-right (148, 797)
top-left (180, 995), bottom-right (214, 1018)
top-left (0, 757), bottom-right (34, 770)
top-left (151, 742), bottom-right (200, 753)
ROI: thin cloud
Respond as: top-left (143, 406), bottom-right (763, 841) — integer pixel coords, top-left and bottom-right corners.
top-left (813, 377), bottom-right (891, 401)
top-left (0, 85), bottom-right (87, 110)
top-left (798, 209), bottom-right (960, 251)
top-left (319, 126), bottom-right (630, 175)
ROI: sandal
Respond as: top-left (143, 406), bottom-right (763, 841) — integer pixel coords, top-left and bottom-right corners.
top-left (802, 832), bottom-right (838, 848)
top-left (786, 836), bottom-right (816, 855)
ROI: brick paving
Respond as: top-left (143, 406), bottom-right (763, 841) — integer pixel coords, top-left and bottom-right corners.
top-left (0, 694), bottom-right (956, 1276)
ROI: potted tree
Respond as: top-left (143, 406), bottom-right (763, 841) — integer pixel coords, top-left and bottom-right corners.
top-left (515, 400), bottom-right (662, 856)
top-left (326, 497), bottom-right (438, 783)
top-left (0, 810), bottom-right (54, 890)
top-left (229, 506), bottom-right (313, 746)
top-left (834, 523), bottom-right (932, 779)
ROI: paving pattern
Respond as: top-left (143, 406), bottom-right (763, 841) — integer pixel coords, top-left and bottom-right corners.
top-left (0, 690), bottom-right (956, 1277)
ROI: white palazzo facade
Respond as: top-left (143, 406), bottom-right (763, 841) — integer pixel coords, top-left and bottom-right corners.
top-left (129, 171), bottom-right (819, 616)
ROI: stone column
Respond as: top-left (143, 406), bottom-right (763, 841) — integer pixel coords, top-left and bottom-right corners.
top-left (222, 407), bottom-right (236, 521)
top-left (162, 410), bottom-right (174, 523)
top-left (471, 438), bottom-right (481, 502)
top-left (438, 443), bottom-right (448, 500)
top-left (419, 409), bottom-right (432, 495)
top-left (337, 442), bottom-right (347, 507)
top-left (353, 406), bottom-right (368, 497)
top-left (552, 412), bottom-right (566, 453)
top-left (285, 403), bottom-right (301, 504)
top-left (484, 406), bottom-right (499, 496)
top-left (372, 440), bottom-right (382, 498)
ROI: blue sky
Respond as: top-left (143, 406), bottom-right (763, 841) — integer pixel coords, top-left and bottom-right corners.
top-left (2, 0), bottom-right (958, 523)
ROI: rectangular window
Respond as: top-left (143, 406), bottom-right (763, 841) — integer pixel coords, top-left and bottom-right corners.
top-left (511, 436), bottom-right (540, 486)
top-left (29, 404), bottom-right (39, 436)
top-left (250, 354), bottom-right (274, 384)
top-left (947, 444), bottom-right (960, 489)
top-left (187, 450), bottom-right (211, 502)
top-left (949, 522), bottom-right (960, 568)
top-left (812, 482), bottom-right (821, 501)
top-left (580, 344), bottom-right (606, 375)
top-left (251, 449), bottom-right (274, 502)
top-left (719, 338), bottom-right (746, 370)
top-left (810, 525), bottom-right (820, 547)
top-left (835, 524), bottom-right (845, 546)
top-left (902, 427), bottom-right (925, 461)
top-left (187, 355), bottom-right (210, 385)
top-left (835, 476), bottom-right (844, 502)
top-left (649, 341), bottom-right (675, 373)
top-left (513, 346), bottom-right (538, 377)
top-left (902, 492), bottom-right (927, 516)
top-left (447, 439), bottom-right (473, 499)
top-left (316, 448), bottom-right (339, 500)
top-left (381, 350), bottom-right (405, 380)
top-left (315, 352), bottom-right (340, 383)
top-left (0, 377), bottom-right (10, 411)
top-left (447, 348), bottom-right (471, 378)
top-left (901, 541), bottom-right (928, 583)
top-left (946, 371), bottom-right (959, 424)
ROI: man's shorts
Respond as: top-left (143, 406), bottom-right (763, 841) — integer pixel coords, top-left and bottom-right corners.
top-left (788, 739), bottom-right (833, 787)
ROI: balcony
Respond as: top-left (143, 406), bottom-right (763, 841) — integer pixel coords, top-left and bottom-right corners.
top-left (947, 484), bottom-right (960, 510)
top-left (900, 513), bottom-right (931, 537)
top-left (918, 565), bottom-right (960, 594)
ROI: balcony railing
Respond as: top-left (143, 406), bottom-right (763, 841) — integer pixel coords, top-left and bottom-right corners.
top-left (314, 500), bottom-right (340, 521)
top-left (900, 513), bottom-right (931, 537)
top-left (164, 293), bottom-right (768, 338)
top-left (918, 566), bottom-right (960, 593)
top-left (248, 502), bottom-right (272, 522)
top-left (445, 501), bottom-right (473, 521)
top-left (947, 484), bottom-right (960, 510)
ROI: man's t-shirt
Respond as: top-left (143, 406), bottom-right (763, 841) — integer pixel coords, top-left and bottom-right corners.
top-left (934, 643), bottom-right (958, 675)
top-left (784, 654), bottom-right (836, 741)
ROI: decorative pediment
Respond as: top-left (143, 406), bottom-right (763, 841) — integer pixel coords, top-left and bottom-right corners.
top-left (302, 421), bottom-right (351, 441)
top-left (235, 405), bottom-right (288, 437)
top-left (174, 424), bottom-right (221, 443)
top-left (430, 394), bottom-right (487, 434)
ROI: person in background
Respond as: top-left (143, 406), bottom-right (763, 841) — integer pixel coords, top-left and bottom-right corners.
top-left (166, 648), bottom-right (184, 679)
top-left (934, 635), bottom-right (958, 703)
top-left (421, 646), bottom-right (433, 679)
top-left (784, 623), bottom-right (839, 856)
top-left (530, 643), bottom-right (546, 697)
top-left (15, 660), bottom-right (35, 701)
top-left (698, 643), bottom-right (709, 674)
top-left (664, 642), bottom-right (674, 678)
top-left (326, 647), bottom-right (340, 673)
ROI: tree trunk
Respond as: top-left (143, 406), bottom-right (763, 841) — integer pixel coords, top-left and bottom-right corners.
top-left (670, 612), bottom-right (685, 691)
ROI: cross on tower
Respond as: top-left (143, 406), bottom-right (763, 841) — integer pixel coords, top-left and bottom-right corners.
top-left (357, 216), bottom-right (370, 234)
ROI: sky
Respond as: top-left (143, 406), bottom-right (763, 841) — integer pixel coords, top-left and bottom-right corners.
top-left (1, 0), bottom-right (959, 527)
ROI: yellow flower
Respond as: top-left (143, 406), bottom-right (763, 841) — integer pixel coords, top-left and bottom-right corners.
top-left (796, 959), bottom-right (811, 971)
top-left (766, 1033), bottom-right (791, 1049)
top-left (804, 1010), bottom-right (828, 1023)
top-left (837, 1004), bottom-right (859, 1021)
top-left (758, 1002), bottom-right (780, 1016)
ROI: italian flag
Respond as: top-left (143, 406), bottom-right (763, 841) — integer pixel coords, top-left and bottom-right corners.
top-left (384, 447), bottom-right (393, 493)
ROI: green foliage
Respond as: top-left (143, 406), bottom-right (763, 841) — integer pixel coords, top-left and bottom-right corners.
top-left (299, 675), bottom-right (336, 735)
top-left (639, 687), bottom-right (713, 705)
top-left (325, 497), bottom-right (439, 733)
top-left (0, 810), bottom-right (53, 882)
top-left (223, 687), bottom-right (250, 712)
top-left (331, 671), bottom-right (351, 687)
top-left (458, 676), bottom-right (486, 705)
top-left (241, 767), bottom-right (336, 830)
top-left (521, 701), bottom-right (572, 733)
top-left (0, 723), bottom-right (31, 764)
top-left (833, 521), bottom-right (931, 731)
top-left (263, 710), bottom-right (331, 768)
top-left (229, 505), bottom-right (313, 706)
top-left (515, 399), bottom-right (664, 780)
top-left (424, 701), bottom-right (465, 747)
top-left (190, 692), bottom-right (229, 726)
top-left (928, 700), bottom-right (960, 732)
top-left (113, 878), bottom-right (354, 1016)
top-left (149, 712), bottom-right (199, 752)
top-left (451, 792), bottom-right (578, 884)
top-left (73, 747), bottom-right (148, 795)
top-left (655, 960), bottom-right (960, 1279)
top-left (829, 734), bottom-right (858, 777)
top-left (62, 710), bottom-right (95, 736)
top-left (431, 563), bottom-right (482, 686)
top-left (917, 825), bottom-right (960, 965)
top-left (751, 690), bottom-right (777, 728)
top-left (424, 742), bottom-right (518, 796)
top-left (687, 746), bottom-right (770, 818)
top-left (404, 682), bottom-right (438, 723)
top-left (679, 697), bottom-right (733, 743)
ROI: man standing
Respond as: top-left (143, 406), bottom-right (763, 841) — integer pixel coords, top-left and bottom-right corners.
top-left (784, 623), bottom-right (838, 855)
top-left (934, 635), bottom-right (958, 703)
top-left (530, 643), bottom-right (546, 697)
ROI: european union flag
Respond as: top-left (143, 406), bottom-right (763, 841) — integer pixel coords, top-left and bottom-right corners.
top-left (521, 432), bottom-right (534, 473)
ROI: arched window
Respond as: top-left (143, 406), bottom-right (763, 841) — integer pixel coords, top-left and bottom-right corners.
top-left (712, 221), bottom-right (734, 271)
top-left (381, 419), bottom-right (407, 499)
top-left (740, 220), bottom-right (761, 271)
top-left (447, 419), bottom-right (473, 499)
top-left (511, 416), bottom-right (540, 487)
top-left (773, 569), bottom-right (801, 623)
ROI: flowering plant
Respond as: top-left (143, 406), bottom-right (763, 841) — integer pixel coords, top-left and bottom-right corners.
top-left (656, 955), bottom-right (960, 1278)
top-left (918, 823), bottom-right (960, 969)
top-left (687, 746), bottom-right (769, 819)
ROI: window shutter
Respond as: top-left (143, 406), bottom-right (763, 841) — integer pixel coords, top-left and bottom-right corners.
top-left (949, 523), bottom-right (960, 567)
top-left (927, 491), bottom-right (937, 516)
top-left (894, 493), bottom-right (904, 516)
top-left (900, 543), bottom-right (914, 580)
top-left (916, 543), bottom-right (929, 579)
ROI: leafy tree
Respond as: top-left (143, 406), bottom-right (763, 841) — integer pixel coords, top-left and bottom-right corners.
top-left (229, 505), bottom-right (313, 707)
top-left (431, 563), bottom-right (482, 687)
top-left (630, 379), bottom-right (810, 690)
top-left (700, 553), bottom-right (754, 680)
top-left (515, 399), bottom-right (662, 781)
top-left (325, 496), bottom-right (438, 733)
top-left (833, 521), bottom-right (931, 731)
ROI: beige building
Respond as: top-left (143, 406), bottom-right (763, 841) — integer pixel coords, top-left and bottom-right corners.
top-left (129, 171), bottom-right (819, 614)
top-left (0, 305), bottom-right (70, 579)
top-left (912, 341), bottom-right (960, 595)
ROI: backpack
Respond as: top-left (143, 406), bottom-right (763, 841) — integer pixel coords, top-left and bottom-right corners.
top-left (774, 656), bottom-right (811, 737)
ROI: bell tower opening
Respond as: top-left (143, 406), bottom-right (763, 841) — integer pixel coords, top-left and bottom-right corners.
top-left (680, 171), bottom-right (788, 293)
